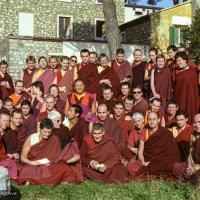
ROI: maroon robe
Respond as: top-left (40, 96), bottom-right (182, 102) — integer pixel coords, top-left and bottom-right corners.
top-left (173, 132), bottom-right (200, 181)
top-left (53, 125), bottom-right (70, 149)
top-left (154, 66), bottom-right (172, 109)
top-left (132, 98), bottom-right (149, 116)
top-left (17, 134), bottom-right (82, 185)
top-left (56, 69), bottom-right (73, 101)
top-left (2, 128), bottom-right (18, 154)
top-left (131, 61), bottom-right (146, 89)
top-left (81, 134), bottom-right (128, 183)
top-left (37, 69), bottom-right (55, 94)
top-left (173, 125), bottom-right (194, 161)
top-left (23, 68), bottom-right (37, 89)
top-left (97, 66), bottom-right (120, 100)
top-left (78, 63), bottom-right (97, 93)
top-left (23, 114), bottom-right (37, 135)
top-left (112, 60), bottom-right (132, 81)
top-left (15, 125), bottom-right (29, 153)
top-left (164, 115), bottom-right (176, 128)
top-left (69, 118), bottom-right (89, 148)
top-left (102, 117), bottom-right (126, 151)
top-left (55, 97), bottom-right (65, 115)
top-left (0, 72), bottom-right (14, 100)
top-left (174, 68), bottom-right (199, 124)
top-left (128, 127), bottom-right (181, 179)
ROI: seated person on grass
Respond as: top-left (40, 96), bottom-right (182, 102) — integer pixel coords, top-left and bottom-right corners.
top-left (17, 118), bottom-right (82, 185)
top-left (81, 123), bottom-right (128, 183)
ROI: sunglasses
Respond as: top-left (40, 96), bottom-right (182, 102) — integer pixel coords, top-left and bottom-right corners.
top-left (133, 91), bottom-right (142, 94)
top-left (70, 59), bottom-right (77, 63)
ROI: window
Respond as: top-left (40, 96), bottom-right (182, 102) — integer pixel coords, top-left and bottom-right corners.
top-left (135, 11), bottom-right (143, 15)
top-left (169, 26), bottom-right (184, 46)
top-left (121, 32), bottom-right (126, 43)
top-left (96, 0), bottom-right (103, 4)
top-left (95, 19), bottom-right (106, 41)
top-left (58, 16), bottom-right (73, 39)
top-left (18, 12), bottom-right (34, 36)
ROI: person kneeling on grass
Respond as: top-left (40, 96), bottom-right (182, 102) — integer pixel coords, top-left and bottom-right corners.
top-left (17, 118), bottom-right (82, 185)
top-left (81, 123), bottom-right (128, 183)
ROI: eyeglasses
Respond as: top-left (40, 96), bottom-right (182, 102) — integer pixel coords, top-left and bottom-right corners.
top-left (70, 60), bottom-right (77, 63)
top-left (133, 91), bottom-right (142, 94)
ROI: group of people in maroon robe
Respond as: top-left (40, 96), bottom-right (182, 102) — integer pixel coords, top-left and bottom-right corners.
top-left (0, 44), bottom-right (199, 186)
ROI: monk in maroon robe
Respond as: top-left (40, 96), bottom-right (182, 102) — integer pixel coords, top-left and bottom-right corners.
top-left (0, 133), bottom-right (18, 179)
top-left (111, 101), bottom-right (133, 143)
top-left (10, 80), bottom-right (30, 108)
top-left (151, 55), bottom-right (172, 110)
top-left (79, 54), bottom-right (120, 101)
top-left (17, 118), bottom-right (82, 185)
top-left (54, 57), bottom-right (74, 101)
top-left (64, 104), bottom-right (88, 148)
top-left (49, 85), bottom-right (65, 116)
top-left (128, 112), bottom-right (180, 180)
top-left (127, 112), bottom-right (146, 162)
top-left (81, 123), bottom-right (128, 183)
top-left (10, 109), bottom-right (30, 153)
top-left (20, 56), bottom-right (37, 93)
top-left (132, 86), bottom-right (149, 116)
top-left (131, 49), bottom-right (147, 89)
top-left (173, 114), bottom-right (200, 183)
top-left (91, 103), bottom-right (126, 152)
top-left (111, 48), bottom-right (131, 81)
top-left (0, 60), bottom-right (14, 100)
top-left (21, 100), bottom-right (37, 135)
top-left (169, 110), bottom-right (194, 161)
top-left (174, 52), bottom-right (199, 124)
top-left (37, 69), bottom-right (55, 94)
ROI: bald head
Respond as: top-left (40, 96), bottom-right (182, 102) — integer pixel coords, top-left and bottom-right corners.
top-left (147, 111), bottom-right (160, 129)
top-left (193, 114), bottom-right (200, 133)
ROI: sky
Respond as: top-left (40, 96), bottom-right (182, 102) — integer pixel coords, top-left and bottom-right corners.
top-left (136, 0), bottom-right (174, 8)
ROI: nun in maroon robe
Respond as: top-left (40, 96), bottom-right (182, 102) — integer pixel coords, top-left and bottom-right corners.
top-left (81, 134), bottom-right (128, 183)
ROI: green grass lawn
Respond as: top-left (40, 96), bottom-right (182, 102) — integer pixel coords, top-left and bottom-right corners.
top-left (12, 180), bottom-right (200, 200)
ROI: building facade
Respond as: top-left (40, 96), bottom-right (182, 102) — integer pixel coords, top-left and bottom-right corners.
top-left (120, 1), bottom-right (192, 53)
top-left (0, 0), bottom-right (124, 80)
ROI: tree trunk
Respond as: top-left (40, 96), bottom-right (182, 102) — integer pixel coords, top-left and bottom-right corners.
top-left (102, 0), bottom-right (122, 59)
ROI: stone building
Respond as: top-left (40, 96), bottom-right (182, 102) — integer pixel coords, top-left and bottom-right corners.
top-left (120, 1), bottom-right (192, 53)
top-left (0, 0), bottom-right (124, 80)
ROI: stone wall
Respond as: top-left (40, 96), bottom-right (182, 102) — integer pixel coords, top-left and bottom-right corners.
top-left (0, 0), bottom-right (124, 41)
top-left (120, 15), bottom-right (151, 46)
top-left (7, 37), bottom-right (63, 81)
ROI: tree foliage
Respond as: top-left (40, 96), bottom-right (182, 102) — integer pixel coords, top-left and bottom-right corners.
top-left (181, 9), bottom-right (200, 63)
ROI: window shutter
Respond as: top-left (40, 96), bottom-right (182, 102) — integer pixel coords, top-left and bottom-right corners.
top-left (169, 26), bottom-right (175, 45)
